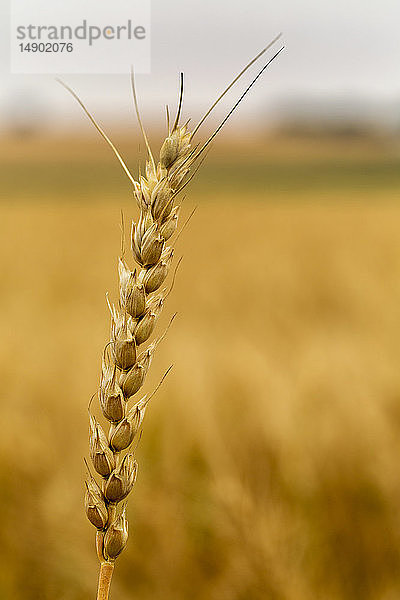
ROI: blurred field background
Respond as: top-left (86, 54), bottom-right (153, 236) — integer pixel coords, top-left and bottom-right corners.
top-left (2, 0), bottom-right (400, 594)
top-left (1, 118), bottom-right (400, 600)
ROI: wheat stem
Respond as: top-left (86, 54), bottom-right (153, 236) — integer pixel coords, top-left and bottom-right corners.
top-left (96, 562), bottom-right (114, 600)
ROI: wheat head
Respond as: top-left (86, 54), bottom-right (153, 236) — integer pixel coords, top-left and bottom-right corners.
top-left (61, 36), bottom-right (283, 600)
top-left (86, 117), bottom-right (192, 560)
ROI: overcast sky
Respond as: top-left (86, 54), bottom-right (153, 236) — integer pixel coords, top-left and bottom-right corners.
top-left (0, 0), bottom-right (399, 134)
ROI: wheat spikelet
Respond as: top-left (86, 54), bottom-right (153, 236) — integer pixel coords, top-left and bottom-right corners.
top-left (61, 36), bottom-right (283, 600)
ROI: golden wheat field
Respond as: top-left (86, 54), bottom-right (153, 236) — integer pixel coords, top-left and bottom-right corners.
top-left (1, 134), bottom-right (400, 599)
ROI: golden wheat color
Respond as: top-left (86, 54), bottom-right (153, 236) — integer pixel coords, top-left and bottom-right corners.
top-left (61, 37), bottom-right (283, 599)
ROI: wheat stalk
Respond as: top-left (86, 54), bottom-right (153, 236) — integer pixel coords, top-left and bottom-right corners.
top-left (60, 37), bottom-right (283, 600)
